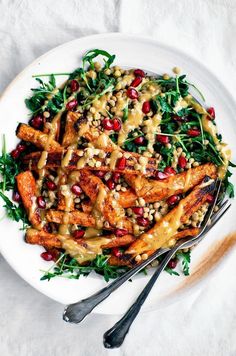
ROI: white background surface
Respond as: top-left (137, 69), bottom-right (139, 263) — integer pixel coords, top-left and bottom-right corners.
top-left (0, 0), bottom-right (236, 355)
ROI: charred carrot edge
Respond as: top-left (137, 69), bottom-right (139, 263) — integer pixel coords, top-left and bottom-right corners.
top-left (108, 227), bottom-right (200, 266)
top-left (125, 163), bottom-right (217, 200)
top-left (16, 123), bottom-right (62, 151)
top-left (16, 171), bottom-right (41, 227)
top-left (124, 178), bottom-right (215, 257)
top-left (22, 150), bottom-right (159, 176)
top-left (62, 111), bottom-right (80, 147)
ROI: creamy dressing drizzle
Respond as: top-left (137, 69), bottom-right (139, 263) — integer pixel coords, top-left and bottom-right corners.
top-left (91, 186), bottom-right (107, 228)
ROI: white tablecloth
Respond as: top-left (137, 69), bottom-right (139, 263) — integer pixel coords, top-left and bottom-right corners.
top-left (0, 0), bottom-right (236, 355)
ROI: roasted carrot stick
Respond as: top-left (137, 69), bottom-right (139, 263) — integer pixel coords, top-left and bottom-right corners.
top-left (16, 171), bottom-right (41, 227)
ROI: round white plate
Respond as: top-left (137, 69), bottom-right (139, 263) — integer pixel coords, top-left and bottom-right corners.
top-left (0, 33), bottom-right (236, 315)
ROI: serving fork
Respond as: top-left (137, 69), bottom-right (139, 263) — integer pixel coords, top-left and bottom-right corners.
top-left (103, 181), bottom-right (231, 348)
top-left (63, 180), bottom-right (230, 330)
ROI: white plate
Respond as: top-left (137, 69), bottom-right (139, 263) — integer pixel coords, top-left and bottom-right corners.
top-left (0, 33), bottom-right (236, 315)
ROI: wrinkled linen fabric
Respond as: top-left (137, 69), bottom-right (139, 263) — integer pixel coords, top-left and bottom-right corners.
top-left (0, 0), bottom-right (236, 355)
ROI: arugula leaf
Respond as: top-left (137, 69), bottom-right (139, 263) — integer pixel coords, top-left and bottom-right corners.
top-left (40, 253), bottom-right (128, 282)
top-left (177, 250), bottom-right (191, 276)
top-left (82, 49), bottom-right (115, 70)
top-left (0, 191), bottom-right (29, 229)
top-left (165, 267), bottom-right (180, 276)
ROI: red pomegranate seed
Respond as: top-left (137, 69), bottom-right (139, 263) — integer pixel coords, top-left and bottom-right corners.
top-left (156, 135), bottom-right (169, 144)
top-left (207, 107), bottom-right (215, 119)
top-left (187, 128), bottom-right (200, 137)
top-left (12, 191), bottom-right (21, 202)
top-left (167, 194), bottom-right (180, 206)
top-left (70, 80), bottom-right (79, 92)
top-left (112, 247), bottom-right (122, 258)
top-left (102, 118), bottom-right (114, 130)
top-left (164, 166), bottom-right (176, 176)
top-left (17, 142), bottom-right (27, 153)
top-left (112, 172), bottom-right (120, 183)
top-left (206, 194), bottom-right (214, 204)
top-left (155, 171), bottom-right (168, 180)
top-left (107, 179), bottom-right (115, 190)
top-left (73, 230), bottom-right (85, 239)
top-left (11, 148), bottom-right (20, 159)
top-left (66, 99), bottom-right (78, 111)
top-left (116, 156), bottom-right (126, 170)
top-left (29, 115), bottom-right (43, 129)
top-left (131, 76), bottom-right (142, 88)
top-left (134, 136), bottom-right (145, 145)
top-left (114, 228), bottom-right (128, 237)
top-left (127, 87), bottom-right (139, 100)
top-left (178, 156), bottom-right (187, 169)
top-left (134, 69), bottom-right (145, 78)
top-left (173, 114), bottom-right (184, 122)
top-left (44, 223), bottom-right (52, 233)
top-left (113, 118), bottom-right (121, 131)
top-left (168, 258), bottom-right (178, 269)
top-left (94, 171), bottom-right (106, 178)
top-left (137, 217), bottom-right (149, 227)
top-left (40, 251), bottom-right (54, 261)
top-left (142, 101), bottom-right (151, 114)
top-left (37, 196), bottom-right (46, 209)
top-left (46, 180), bottom-right (57, 191)
top-left (132, 207), bottom-right (144, 216)
top-left (71, 184), bottom-right (82, 196)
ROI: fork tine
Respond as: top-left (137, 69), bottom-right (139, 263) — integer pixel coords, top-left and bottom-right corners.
top-left (204, 201), bottom-right (231, 233)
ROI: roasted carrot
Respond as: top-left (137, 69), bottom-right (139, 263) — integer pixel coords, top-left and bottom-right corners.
top-left (62, 111), bottom-right (80, 147)
top-left (16, 123), bottom-right (62, 151)
top-left (46, 210), bottom-right (96, 226)
top-left (16, 171), bottom-right (41, 227)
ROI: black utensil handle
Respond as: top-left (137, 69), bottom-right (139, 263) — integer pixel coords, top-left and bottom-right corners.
top-left (103, 246), bottom-right (179, 349)
top-left (63, 248), bottom-right (168, 324)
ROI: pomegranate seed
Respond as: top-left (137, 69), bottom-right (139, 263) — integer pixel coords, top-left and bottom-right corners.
top-left (168, 258), bottom-right (178, 269)
top-left (155, 171), bottom-right (168, 180)
top-left (17, 142), bottom-right (27, 153)
top-left (73, 230), bottom-right (85, 239)
top-left (66, 99), bottom-right (78, 111)
top-left (37, 196), bottom-right (46, 209)
top-left (134, 136), bottom-right (145, 145)
top-left (46, 180), bottom-right (57, 191)
top-left (70, 80), bottom-right (79, 92)
top-left (127, 87), bottom-right (139, 100)
top-left (12, 191), bottom-right (21, 202)
top-left (94, 171), bottom-right (106, 178)
top-left (116, 156), bottom-right (126, 170)
top-left (112, 172), bottom-right (120, 183)
top-left (206, 194), bottom-right (214, 204)
top-left (137, 217), bottom-right (149, 227)
top-left (107, 179), bottom-right (115, 190)
top-left (187, 128), bottom-right (200, 137)
top-left (41, 251), bottom-right (54, 261)
top-left (114, 228), bottom-right (128, 237)
top-left (112, 247), bottom-right (122, 258)
top-left (131, 76), bottom-right (142, 88)
top-left (132, 207), bottom-right (144, 216)
top-left (164, 166), bottom-right (176, 176)
top-left (134, 69), bottom-right (145, 78)
top-left (29, 115), bottom-right (43, 129)
top-left (167, 195), bottom-right (180, 206)
top-left (71, 184), bottom-right (82, 196)
top-left (142, 101), bottom-right (151, 114)
top-left (173, 114), bottom-right (184, 122)
top-left (207, 107), bottom-right (215, 119)
top-left (44, 223), bottom-right (52, 233)
top-left (156, 135), bottom-right (169, 144)
top-left (178, 156), bottom-right (187, 169)
top-left (11, 148), bottom-right (20, 159)
top-left (102, 117), bottom-right (114, 130)
top-left (113, 118), bottom-right (121, 131)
